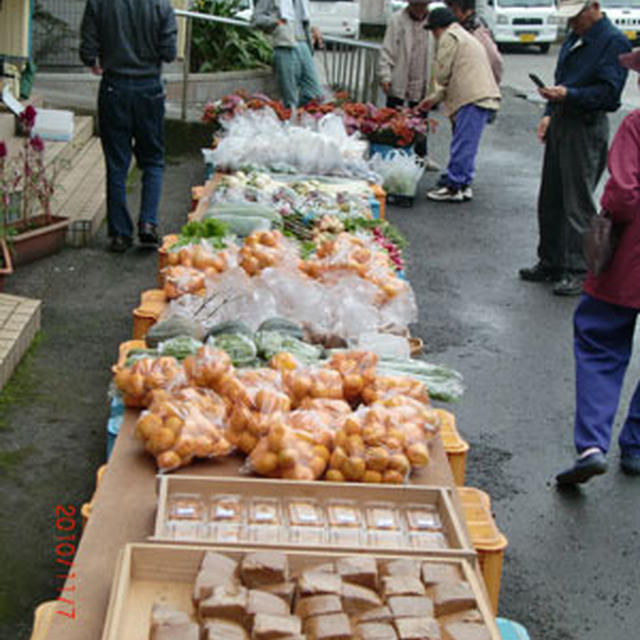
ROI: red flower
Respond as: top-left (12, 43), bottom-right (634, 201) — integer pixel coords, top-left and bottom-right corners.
top-left (30, 135), bottom-right (45, 153)
top-left (19, 105), bottom-right (37, 130)
top-left (0, 141), bottom-right (6, 159)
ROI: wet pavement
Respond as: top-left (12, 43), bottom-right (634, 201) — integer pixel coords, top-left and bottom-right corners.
top-left (0, 86), bottom-right (638, 640)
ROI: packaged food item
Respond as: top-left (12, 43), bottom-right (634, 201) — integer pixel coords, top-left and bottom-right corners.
top-left (247, 424), bottom-right (330, 481)
top-left (163, 265), bottom-right (207, 299)
top-left (286, 498), bottom-right (326, 545)
top-left (431, 582), bottom-right (476, 616)
top-left (113, 355), bottom-right (186, 408)
top-left (247, 498), bottom-right (282, 543)
top-left (327, 350), bottom-right (379, 405)
top-left (240, 550), bottom-right (289, 588)
top-left (326, 501), bottom-right (364, 546)
top-left (404, 505), bottom-right (441, 532)
top-left (166, 239), bottom-right (233, 274)
top-left (408, 531), bottom-right (449, 551)
top-left (239, 230), bottom-right (297, 276)
top-left (134, 388), bottom-right (233, 472)
top-left (165, 493), bottom-right (206, 540)
top-left (364, 503), bottom-right (404, 548)
top-left (183, 345), bottom-right (235, 392)
top-left (362, 375), bottom-right (430, 406)
top-left (393, 617), bottom-right (440, 640)
top-left (282, 366), bottom-right (345, 407)
top-left (208, 494), bottom-right (245, 543)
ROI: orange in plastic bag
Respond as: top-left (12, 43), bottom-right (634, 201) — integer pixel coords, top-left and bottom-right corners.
top-left (163, 265), bottom-right (206, 299)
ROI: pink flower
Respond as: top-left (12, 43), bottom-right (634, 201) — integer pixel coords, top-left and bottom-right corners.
top-left (30, 135), bottom-right (45, 153)
top-left (0, 141), bottom-right (6, 159)
top-left (19, 105), bottom-right (37, 130)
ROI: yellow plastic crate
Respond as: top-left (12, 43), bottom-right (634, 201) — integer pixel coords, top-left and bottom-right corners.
top-left (132, 289), bottom-right (167, 339)
top-left (458, 486), bottom-right (508, 615)
top-left (435, 408), bottom-right (470, 486)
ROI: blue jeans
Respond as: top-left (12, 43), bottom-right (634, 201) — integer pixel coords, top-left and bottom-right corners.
top-left (445, 104), bottom-right (492, 190)
top-left (574, 294), bottom-right (640, 456)
top-left (98, 74), bottom-right (166, 238)
top-left (273, 42), bottom-right (324, 108)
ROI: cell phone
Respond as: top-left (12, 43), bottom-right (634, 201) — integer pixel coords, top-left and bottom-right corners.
top-left (529, 73), bottom-right (546, 89)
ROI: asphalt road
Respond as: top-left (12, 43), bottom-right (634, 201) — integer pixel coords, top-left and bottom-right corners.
top-left (1, 65), bottom-right (639, 639)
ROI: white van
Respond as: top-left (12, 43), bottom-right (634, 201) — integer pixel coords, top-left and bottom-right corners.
top-left (308, 0), bottom-right (360, 38)
top-left (600, 0), bottom-right (640, 44)
top-left (477, 0), bottom-right (559, 53)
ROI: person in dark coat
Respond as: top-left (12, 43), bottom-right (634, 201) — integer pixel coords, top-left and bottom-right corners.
top-left (556, 49), bottom-right (640, 485)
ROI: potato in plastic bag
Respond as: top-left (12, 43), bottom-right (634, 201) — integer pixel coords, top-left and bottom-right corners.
top-left (135, 387), bottom-right (233, 472)
top-left (113, 356), bottom-right (186, 408)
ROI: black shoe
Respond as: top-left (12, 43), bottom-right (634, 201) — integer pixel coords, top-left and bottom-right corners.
top-left (138, 222), bottom-right (159, 246)
top-left (519, 262), bottom-right (562, 283)
top-left (620, 453), bottom-right (640, 475)
top-left (553, 273), bottom-right (584, 297)
top-left (109, 235), bottom-right (133, 253)
top-left (556, 451), bottom-right (608, 485)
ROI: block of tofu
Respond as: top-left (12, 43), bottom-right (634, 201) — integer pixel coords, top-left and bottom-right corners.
top-left (304, 612), bottom-right (352, 640)
top-left (431, 583), bottom-right (476, 617)
top-left (252, 614), bottom-right (302, 640)
top-left (394, 617), bottom-right (441, 640)
top-left (335, 556), bottom-right (378, 590)
top-left (295, 594), bottom-right (343, 620)
top-left (298, 571), bottom-right (343, 597)
top-left (241, 552), bottom-right (289, 588)
top-left (380, 560), bottom-right (421, 581)
top-left (248, 590), bottom-right (290, 617)
top-left (341, 582), bottom-right (382, 615)
top-left (387, 596), bottom-right (434, 619)
top-left (460, 610), bottom-right (483, 623)
top-left (150, 603), bottom-right (192, 630)
top-left (193, 552), bottom-right (240, 602)
top-left (442, 622), bottom-right (491, 640)
top-left (356, 606), bottom-right (393, 624)
top-left (202, 618), bottom-right (250, 640)
top-left (308, 562), bottom-right (335, 573)
top-left (256, 582), bottom-right (296, 610)
top-left (199, 584), bottom-right (249, 627)
top-left (381, 576), bottom-right (426, 599)
top-left (152, 622), bottom-right (200, 640)
top-left (420, 564), bottom-right (462, 589)
top-left (356, 622), bottom-right (399, 640)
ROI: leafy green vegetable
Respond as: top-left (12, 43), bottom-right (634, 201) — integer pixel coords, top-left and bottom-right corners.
top-left (158, 336), bottom-right (203, 360)
top-left (255, 331), bottom-right (324, 363)
top-left (258, 318), bottom-right (305, 340)
top-left (209, 333), bottom-right (258, 367)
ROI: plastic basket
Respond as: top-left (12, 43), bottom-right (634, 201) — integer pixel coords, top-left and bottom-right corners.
top-left (458, 486), bottom-right (508, 615)
top-left (132, 289), bottom-right (167, 339)
top-left (434, 408), bottom-right (470, 486)
top-left (107, 396), bottom-right (124, 460)
top-left (387, 193), bottom-right (415, 208)
top-left (496, 618), bottom-right (531, 640)
top-left (369, 141), bottom-right (413, 158)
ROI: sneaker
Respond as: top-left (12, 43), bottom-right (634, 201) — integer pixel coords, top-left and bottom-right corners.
top-left (109, 235), bottom-right (133, 253)
top-left (518, 262), bottom-right (562, 283)
top-left (426, 186), bottom-right (464, 202)
top-left (461, 186), bottom-right (473, 201)
top-left (552, 273), bottom-right (584, 296)
top-left (138, 222), bottom-right (159, 247)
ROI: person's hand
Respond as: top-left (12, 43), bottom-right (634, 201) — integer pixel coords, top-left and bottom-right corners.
top-left (311, 26), bottom-right (324, 48)
top-left (90, 64), bottom-right (102, 76)
top-left (277, 18), bottom-right (287, 25)
top-left (539, 85), bottom-right (567, 102)
top-left (381, 81), bottom-right (391, 94)
top-left (537, 115), bottom-right (551, 143)
top-left (418, 98), bottom-right (432, 112)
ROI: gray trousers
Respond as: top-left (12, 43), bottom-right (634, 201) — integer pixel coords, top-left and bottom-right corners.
top-left (537, 110), bottom-right (609, 273)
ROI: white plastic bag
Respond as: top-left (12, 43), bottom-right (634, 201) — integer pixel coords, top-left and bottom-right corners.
top-left (369, 149), bottom-right (425, 196)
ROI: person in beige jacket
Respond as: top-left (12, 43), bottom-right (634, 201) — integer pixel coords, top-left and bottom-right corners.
top-left (420, 7), bottom-right (500, 202)
top-left (377, 0), bottom-right (437, 165)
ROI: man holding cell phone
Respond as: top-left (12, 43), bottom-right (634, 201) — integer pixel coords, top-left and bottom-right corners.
top-left (519, 0), bottom-right (630, 296)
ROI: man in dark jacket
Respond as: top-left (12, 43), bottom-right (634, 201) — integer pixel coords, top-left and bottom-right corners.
top-left (519, 0), bottom-right (630, 295)
top-left (80, 0), bottom-right (177, 252)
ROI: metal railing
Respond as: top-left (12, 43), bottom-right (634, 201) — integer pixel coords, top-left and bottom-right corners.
top-left (174, 9), bottom-right (381, 120)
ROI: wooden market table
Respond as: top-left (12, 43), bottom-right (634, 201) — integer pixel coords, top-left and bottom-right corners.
top-left (42, 406), bottom-right (467, 640)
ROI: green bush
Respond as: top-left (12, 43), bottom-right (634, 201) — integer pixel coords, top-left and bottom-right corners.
top-left (190, 0), bottom-right (273, 72)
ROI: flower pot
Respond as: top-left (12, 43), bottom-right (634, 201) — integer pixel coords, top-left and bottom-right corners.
top-left (0, 239), bottom-right (14, 292)
top-left (9, 215), bottom-right (70, 266)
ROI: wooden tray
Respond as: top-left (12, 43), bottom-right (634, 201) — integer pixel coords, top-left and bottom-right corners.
top-left (101, 543), bottom-right (500, 640)
top-left (151, 476), bottom-right (475, 557)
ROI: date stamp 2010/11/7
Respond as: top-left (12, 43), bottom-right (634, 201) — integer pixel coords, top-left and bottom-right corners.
top-left (54, 505), bottom-right (77, 619)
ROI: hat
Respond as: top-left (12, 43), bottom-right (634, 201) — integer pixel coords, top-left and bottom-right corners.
top-left (619, 49), bottom-right (640, 73)
top-left (424, 6), bottom-right (457, 29)
top-left (556, 0), bottom-right (590, 19)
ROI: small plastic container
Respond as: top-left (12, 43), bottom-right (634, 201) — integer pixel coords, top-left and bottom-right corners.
top-left (408, 530), bottom-right (449, 550)
top-left (248, 497), bottom-right (282, 544)
top-left (166, 493), bottom-right (206, 540)
top-left (208, 494), bottom-right (245, 543)
top-left (403, 504), bottom-right (442, 532)
top-left (326, 500), bottom-right (364, 546)
top-left (435, 408), bottom-right (470, 486)
top-left (285, 498), bottom-right (325, 545)
top-left (364, 502), bottom-right (404, 548)
top-left (458, 487), bottom-right (508, 615)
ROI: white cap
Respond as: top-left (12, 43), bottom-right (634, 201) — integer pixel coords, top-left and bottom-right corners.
top-left (556, 0), bottom-right (590, 19)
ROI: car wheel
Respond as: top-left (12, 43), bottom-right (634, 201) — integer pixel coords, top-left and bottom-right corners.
top-left (539, 43), bottom-right (550, 53)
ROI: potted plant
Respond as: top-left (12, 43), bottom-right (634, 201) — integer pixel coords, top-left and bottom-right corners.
top-left (3, 105), bottom-right (69, 266)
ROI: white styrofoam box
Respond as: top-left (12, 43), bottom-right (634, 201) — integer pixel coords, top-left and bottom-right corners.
top-left (32, 109), bottom-right (74, 142)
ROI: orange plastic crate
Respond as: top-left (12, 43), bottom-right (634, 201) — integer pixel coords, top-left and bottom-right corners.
top-left (132, 289), bottom-right (167, 339)
top-left (458, 486), bottom-right (508, 615)
top-left (370, 183), bottom-right (387, 220)
top-left (29, 600), bottom-right (58, 640)
top-left (434, 408), bottom-right (470, 486)
top-left (157, 234), bottom-right (180, 287)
